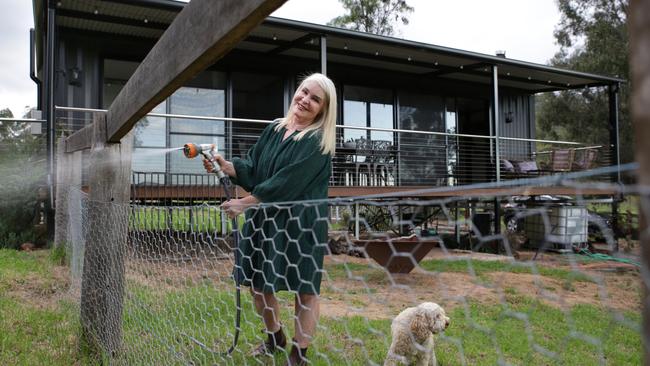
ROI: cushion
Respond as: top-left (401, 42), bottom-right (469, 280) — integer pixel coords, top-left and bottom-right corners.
top-left (501, 159), bottom-right (515, 172)
top-left (515, 160), bottom-right (538, 173)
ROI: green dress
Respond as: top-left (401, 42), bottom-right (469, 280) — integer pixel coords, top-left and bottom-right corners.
top-left (231, 121), bottom-right (331, 294)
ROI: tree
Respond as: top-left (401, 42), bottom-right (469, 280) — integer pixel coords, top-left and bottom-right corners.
top-left (328, 0), bottom-right (414, 36)
top-left (0, 107), bottom-right (46, 248)
top-left (536, 0), bottom-right (632, 163)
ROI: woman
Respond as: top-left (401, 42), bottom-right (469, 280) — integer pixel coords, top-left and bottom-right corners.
top-left (204, 73), bottom-right (336, 365)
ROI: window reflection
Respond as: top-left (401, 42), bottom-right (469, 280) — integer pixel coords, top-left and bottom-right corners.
top-left (343, 86), bottom-right (393, 143)
top-left (134, 102), bottom-right (166, 147)
top-left (343, 100), bottom-right (365, 141)
top-left (103, 58), bottom-right (227, 181)
top-left (399, 92), bottom-right (446, 186)
top-left (170, 87), bottom-right (225, 135)
top-left (445, 98), bottom-right (458, 186)
top-left (232, 72), bottom-right (284, 158)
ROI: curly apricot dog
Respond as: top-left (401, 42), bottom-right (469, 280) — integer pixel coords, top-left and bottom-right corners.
top-left (384, 302), bottom-right (450, 366)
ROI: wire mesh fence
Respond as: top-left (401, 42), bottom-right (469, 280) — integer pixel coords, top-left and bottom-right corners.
top-left (0, 118), bottom-right (47, 249)
top-left (54, 163), bottom-right (644, 365)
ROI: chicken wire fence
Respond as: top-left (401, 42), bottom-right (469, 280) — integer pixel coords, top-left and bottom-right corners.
top-left (54, 165), bottom-right (644, 365)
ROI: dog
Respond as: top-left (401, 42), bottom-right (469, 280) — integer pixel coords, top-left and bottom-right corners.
top-left (384, 302), bottom-right (450, 366)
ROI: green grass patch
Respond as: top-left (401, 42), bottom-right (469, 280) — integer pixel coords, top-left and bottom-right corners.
top-left (119, 281), bottom-right (640, 365)
top-left (130, 205), bottom-right (245, 232)
top-left (436, 300), bottom-right (640, 365)
top-left (0, 250), bottom-right (641, 365)
top-left (419, 258), bottom-right (595, 283)
top-left (0, 249), bottom-right (50, 279)
top-left (326, 262), bottom-right (390, 285)
top-left (0, 249), bottom-right (93, 365)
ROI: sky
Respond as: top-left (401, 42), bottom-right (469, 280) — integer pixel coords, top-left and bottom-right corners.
top-left (0, 0), bottom-right (561, 118)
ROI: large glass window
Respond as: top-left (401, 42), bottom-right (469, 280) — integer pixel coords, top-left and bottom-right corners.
top-left (170, 87), bottom-right (225, 135)
top-left (232, 72), bottom-right (284, 157)
top-left (103, 58), bottom-right (227, 181)
top-left (343, 86), bottom-right (393, 142)
top-left (445, 98), bottom-right (458, 186)
top-left (134, 102), bottom-right (166, 148)
top-left (398, 92), bottom-right (445, 186)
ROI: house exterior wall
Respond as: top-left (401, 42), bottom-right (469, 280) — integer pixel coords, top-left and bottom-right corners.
top-left (51, 24), bottom-right (537, 186)
top-left (499, 94), bottom-right (536, 160)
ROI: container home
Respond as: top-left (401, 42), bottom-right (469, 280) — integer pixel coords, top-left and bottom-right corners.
top-left (31, 0), bottom-right (623, 199)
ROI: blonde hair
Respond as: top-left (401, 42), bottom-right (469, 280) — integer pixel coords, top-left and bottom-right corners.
top-left (275, 73), bottom-right (337, 155)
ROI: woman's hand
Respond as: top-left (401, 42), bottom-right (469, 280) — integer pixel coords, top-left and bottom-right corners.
top-left (202, 154), bottom-right (236, 177)
top-left (222, 196), bottom-right (259, 219)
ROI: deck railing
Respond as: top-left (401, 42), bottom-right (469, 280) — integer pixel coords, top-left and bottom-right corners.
top-left (55, 106), bottom-right (615, 189)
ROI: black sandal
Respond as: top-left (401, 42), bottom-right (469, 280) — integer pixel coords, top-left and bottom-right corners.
top-left (285, 343), bottom-right (309, 366)
top-left (250, 327), bottom-right (287, 357)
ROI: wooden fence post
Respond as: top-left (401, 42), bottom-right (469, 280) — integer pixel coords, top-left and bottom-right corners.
top-left (80, 113), bottom-right (133, 356)
top-left (629, 0), bottom-right (650, 364)
top-left (54, 136), bottom-right (70, 248)
top-left (69, 150), bottom-right (84, 284)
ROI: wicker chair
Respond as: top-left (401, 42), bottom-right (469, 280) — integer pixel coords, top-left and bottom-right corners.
top-left (548, 148), bottom-right (575, 173)
top-left (572, 148), bottom-right (599, 171)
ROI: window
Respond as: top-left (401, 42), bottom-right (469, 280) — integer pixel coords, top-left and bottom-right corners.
top-left (343, 86), bottom-right (393, 142)
top-left (170, 87), bottom-right (225, 135)
top-left (102, 58), bottom-right (227, 180)
top-left (231, 72), bottom-right (284, 157)
top-left (398, 92), bottom-right (446, 186)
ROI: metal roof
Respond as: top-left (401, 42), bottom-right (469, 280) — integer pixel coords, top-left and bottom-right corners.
top-left (36, 0), bottom-right (624, 93)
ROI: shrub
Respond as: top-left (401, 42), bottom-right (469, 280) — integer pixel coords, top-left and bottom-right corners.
top-left (0, 111), bottom-right (46, 249)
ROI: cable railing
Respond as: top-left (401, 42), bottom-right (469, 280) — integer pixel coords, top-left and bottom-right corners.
top-left (54, 106), bottom-right (616, 189)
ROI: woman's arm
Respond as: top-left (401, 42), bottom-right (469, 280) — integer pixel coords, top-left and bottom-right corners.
top-left (222, 195), bottom-right (260, 218)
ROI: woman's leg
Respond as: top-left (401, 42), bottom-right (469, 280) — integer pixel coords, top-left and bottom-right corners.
top-left (294, 293), bottom-right (320, 348)
top-left (250, 287), bottom-right (282, 332)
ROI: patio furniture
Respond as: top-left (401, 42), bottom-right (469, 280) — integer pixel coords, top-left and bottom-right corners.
top-left (332, 150), bottom-right (356, 185)
top-left (572, 148), bottom-right (599, 171)
top-left (548, 148), bottom-right (575, 173)
top-left (501, 158), bottom-right (544, 178)
top-left (354, 138), bottom-right (374, 185)
top-left (372, 140), bottom-right (397, 186)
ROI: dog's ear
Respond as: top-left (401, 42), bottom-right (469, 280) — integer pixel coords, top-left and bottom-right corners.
top-left (409, 308), bottom-right (431, 342)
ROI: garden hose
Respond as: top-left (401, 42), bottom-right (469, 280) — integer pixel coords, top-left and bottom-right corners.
top-left (182, 143), bottom-right (242, 356)
top-left (577, 249), bottom-right (640, 267)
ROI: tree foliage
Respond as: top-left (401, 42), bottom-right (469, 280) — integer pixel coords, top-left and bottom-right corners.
top-left (536, 0), bottom-right (631, 163)
top-left (0, 107), bottom-right (46, 248)
top-left (328, 0), bottom-right (414, 36)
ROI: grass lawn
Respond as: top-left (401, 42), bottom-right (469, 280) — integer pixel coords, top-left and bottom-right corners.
top-left (130, 205), bottom-right (245, 232)
top-left (0, 249), bottom-right (93, 365)
top-left (0, 249), bottom-right (641, 365)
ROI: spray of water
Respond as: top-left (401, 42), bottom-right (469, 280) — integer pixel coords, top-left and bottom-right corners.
top-left (136, 146), bottom-right (184, 157)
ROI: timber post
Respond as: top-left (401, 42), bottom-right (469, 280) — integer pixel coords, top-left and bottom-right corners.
top-left (54, 136), bottom-right (70, 249)
top-left (69, 150), bottom-right (84, 283)
top-left (79, 112), bottom-right (133, 357)
top-left (629, 0), bottom-right (650, 364)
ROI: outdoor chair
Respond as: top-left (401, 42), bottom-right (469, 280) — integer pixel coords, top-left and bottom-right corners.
top-left (372, 140), bottom-right (397, 186)
top-left (572, 148), bottom-right (599, 171)
top-left (501, 158), bottom-right (543, 178)
top-left (548, 148), bottom-right (575, 173)
top-left (354, 138), bottom-right (374, 185)
top-left (332, 150), bottom-right (356, 186)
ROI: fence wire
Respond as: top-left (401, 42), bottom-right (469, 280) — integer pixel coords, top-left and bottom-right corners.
top-left (56, 166), bottom-right (644, 365)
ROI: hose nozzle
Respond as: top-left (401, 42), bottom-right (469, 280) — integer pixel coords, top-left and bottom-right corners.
top-left (183, 143), bottom-right (216, 159)
top-left (183, 142), bottom-right (226, 179)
